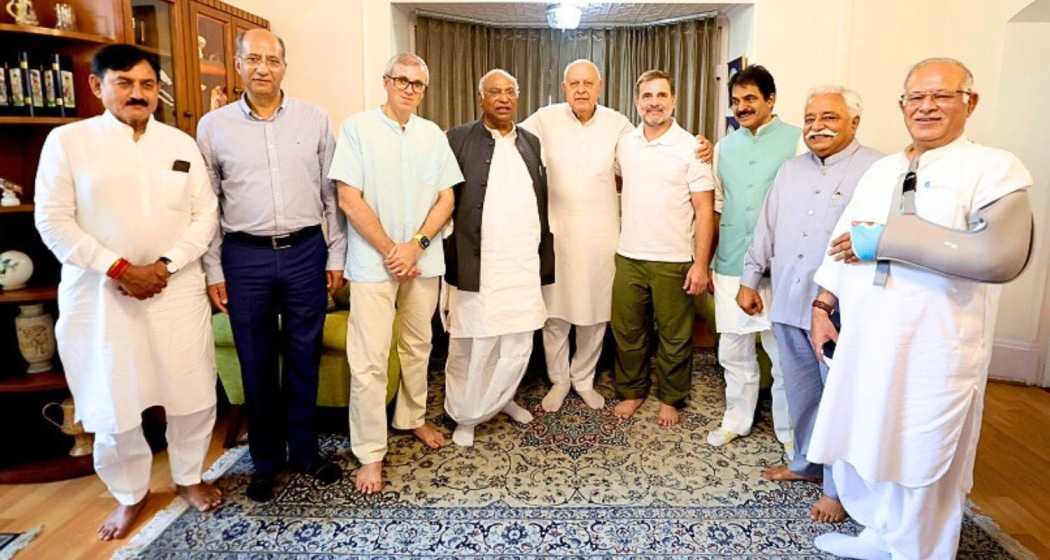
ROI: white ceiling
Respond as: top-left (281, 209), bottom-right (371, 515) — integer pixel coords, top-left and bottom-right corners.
top-left (398, 2), bottom-right (728, 27)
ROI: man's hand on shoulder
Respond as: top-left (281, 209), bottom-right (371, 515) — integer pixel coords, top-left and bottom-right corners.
top-left (694, 134), bottom-right (713, 164)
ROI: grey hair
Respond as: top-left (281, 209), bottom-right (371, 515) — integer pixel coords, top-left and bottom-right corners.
top-left (563, 59), bottom-right (602, 83)
top-left (903, 57), bottom-right (974, 91)
top-left (478, 68), bottom-right (520, 96)
top-left (236, 29), bottom-right (287, 61)
top-left (805, 86), bottom-right (863, 118)
top-left (384, 53), bottom-right (430, 84)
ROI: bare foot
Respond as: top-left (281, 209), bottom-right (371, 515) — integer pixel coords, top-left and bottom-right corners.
top-left (413, 422), bottom-right (447, 448)
top-left (761, 464), bottom-right (821, 483)
top-left (612, 398), bottom-right (644, 420)
top-left (177, 483), bottom-right (224, 512)
top-left (810, 495), bottom-right (847, 523)
top-left (657, 403), bottom-right (680, 428)
top-left (97, 493), bottom-right (149, 541)
top-left (355, 461), bottom-right (384, 494)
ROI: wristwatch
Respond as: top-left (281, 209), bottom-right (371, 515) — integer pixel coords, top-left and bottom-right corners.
top-left (159, 257), bottom-right (178, 274)
top-left (413, 233), bottom-right (430, 250)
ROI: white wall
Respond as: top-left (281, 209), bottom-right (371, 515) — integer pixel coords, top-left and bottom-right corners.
top-left (229, 0), bottom-right (1049, 383)
top-left (225, 0), bottom-right (365, 127)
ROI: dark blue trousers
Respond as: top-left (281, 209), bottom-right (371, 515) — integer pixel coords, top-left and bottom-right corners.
top-left (222, 231), bottom-right (328, 476)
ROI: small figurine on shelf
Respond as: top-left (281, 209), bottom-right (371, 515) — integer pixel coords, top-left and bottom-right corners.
top-left (209, 85), bottom-right (227, 111)
top-left (54, 3), bottom-right (76, 31)
top-left (4, 0), bottom-right (39, 26)
top-left (1, 178), bottom-right (22, 207)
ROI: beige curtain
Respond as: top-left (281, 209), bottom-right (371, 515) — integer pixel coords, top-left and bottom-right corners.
top-left (416, 15), bottom-right (720, 139)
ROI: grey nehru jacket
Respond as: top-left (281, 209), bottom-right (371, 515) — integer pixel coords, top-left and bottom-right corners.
top-left (196, 94), bottom-right (347, 283)
top-left (741, 140), bottom-right (883, 330)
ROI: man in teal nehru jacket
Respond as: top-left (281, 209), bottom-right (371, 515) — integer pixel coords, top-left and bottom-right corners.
top-left (708, 65), bottom-right (800, 451)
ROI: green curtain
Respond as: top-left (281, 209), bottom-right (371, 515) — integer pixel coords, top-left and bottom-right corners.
top-left (415, 15), bottom-right (720, 139)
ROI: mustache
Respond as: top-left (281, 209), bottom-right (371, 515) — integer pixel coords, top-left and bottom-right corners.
top-left (125, 98), bottom-right (149, 107)
top-left (806, 128), bottom-right (838, 140)
top-left (734, 109), bottom-right (755, 118)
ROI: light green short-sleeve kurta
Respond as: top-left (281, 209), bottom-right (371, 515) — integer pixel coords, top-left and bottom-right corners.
top-left (329, 108), bottom-right (463, 283)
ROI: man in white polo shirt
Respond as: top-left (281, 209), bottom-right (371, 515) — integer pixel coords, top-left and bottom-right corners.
top-left (611, 69), bottom-right (715, 428)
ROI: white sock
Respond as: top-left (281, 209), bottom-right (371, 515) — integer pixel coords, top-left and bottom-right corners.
top-left (502, 401), bottom-right (534, 424)
top-left (814, 530), bottom-right (890, 560)
top-left (541, 383), bottom-right (571, 412)
top-left (452, 424), bottom-right (475, 447)
top-left (576, 388), bottom-right (606, 409)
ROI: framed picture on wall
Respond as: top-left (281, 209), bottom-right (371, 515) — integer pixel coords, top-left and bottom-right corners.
top-left (725, 55), bottom-right (748, 133)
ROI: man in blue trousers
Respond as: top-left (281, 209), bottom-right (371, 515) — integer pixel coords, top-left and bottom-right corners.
top-left (737, 85), bottom-right (881, 522)
top-left (197, 28), bottom-right (347, 502)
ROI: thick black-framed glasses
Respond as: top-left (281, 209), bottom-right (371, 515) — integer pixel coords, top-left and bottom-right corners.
top-left (385, 74), bottom-right (427, 93)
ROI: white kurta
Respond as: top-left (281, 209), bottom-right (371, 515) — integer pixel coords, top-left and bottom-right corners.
top-left (447, 127), bottom-right (547, 339)
top-left (520, 104), bottom-right (633, 325)
top-left (35, 111), bottom-right (219, 435)
top-left (810, 137), bottom-right (1032, 490)
top-left (445, 126), bottom-right (546, 426)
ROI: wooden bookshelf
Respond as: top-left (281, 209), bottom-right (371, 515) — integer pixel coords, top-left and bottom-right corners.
top-left (0, 285), bottom-right (58, 304)
top-left (0, 454), bottom-right (93, 484)
top-left (0, 23), bottom-right (118, 44)
top-left (0, 371), bottom-right (66, 394)
top-left (0, 204), bottom-right (34, 214)
top-left (0, 116), bottom-right (81, 126)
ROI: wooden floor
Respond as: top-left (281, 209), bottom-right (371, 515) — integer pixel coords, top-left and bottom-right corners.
top-left (2, 382), bottom-right (1049, 559)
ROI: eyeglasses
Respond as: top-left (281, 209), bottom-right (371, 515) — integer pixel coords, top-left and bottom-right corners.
top-left (385, 75), bottom-right (427, 93)
top-left (900, 90), bottom-right (972, 107)
top-left (483, 87), bottom-right (519, 99)
top-left (240, 55), bottom-right (284, 70)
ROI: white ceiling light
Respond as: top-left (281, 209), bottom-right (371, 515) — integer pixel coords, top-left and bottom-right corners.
top-left (546, 2), bottom-right (583, 30)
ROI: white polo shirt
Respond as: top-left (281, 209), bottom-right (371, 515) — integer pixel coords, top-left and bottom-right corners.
top-left (616, 120), bottom-right (714, 263)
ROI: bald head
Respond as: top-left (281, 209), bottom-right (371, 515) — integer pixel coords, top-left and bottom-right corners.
top-left (237, 28), bottom-right (286, 61)
top-left (900, 57), bottom-right (979, 153)
top-left (236, 28), bottom-right (287, 101)
top-left (562, 59), bottom-right (603, 122)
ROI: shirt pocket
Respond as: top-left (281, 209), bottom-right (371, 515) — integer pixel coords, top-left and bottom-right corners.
top-left (824, 192), bottom-right (849, 233)
top-left (159, 169), bottom-right (191, 212)
top-left (915, 184), bottom-right (967, 229)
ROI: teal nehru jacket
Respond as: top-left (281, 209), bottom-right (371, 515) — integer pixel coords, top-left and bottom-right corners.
top-left (713, 117), bottom-right (801, 277)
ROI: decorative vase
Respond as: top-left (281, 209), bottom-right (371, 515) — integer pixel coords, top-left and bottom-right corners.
top-left (42, 398), bottom-right (93, 457)
top-left (16, 303), bottom-right (56, 374)
top-left (0, 250), bottom-right (33, 290)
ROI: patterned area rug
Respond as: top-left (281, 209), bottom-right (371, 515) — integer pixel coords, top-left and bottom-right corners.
top-left (118, 350), bottom-right (1027, 559)
top-left (0, 527), bottom-right (41, 560)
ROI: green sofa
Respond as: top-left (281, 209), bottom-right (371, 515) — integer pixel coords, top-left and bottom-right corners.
top-left (213, 298), bottom-right (402, 447)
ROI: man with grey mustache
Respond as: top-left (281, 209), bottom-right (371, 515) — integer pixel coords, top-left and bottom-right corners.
top-left (736, 86), bottom-right (882, 523)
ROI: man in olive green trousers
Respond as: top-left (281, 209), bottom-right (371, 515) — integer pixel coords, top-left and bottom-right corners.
top-left (610, 70), bottom-right (716, 428)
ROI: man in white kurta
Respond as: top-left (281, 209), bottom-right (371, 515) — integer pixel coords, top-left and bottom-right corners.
top-left (519, 60), bottom-right (634, 412)
top-left (443, 70), bottom-right (549, 447)
top-left (808, 59), bottom-right (1034, 560)
top-left (34, 45), bottom-right (220, 541)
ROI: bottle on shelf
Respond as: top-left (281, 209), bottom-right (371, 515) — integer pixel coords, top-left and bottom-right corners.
top-left (0, 55), bottom-right (10, 116)
top-left (60, 54), bottom-right (76, 115)
top-left (7, 51), bottom-right (30, 117)
top-left (22, 51), bottom-right (45, 117)
top-left (44, 52), bottom-right (66, 117)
